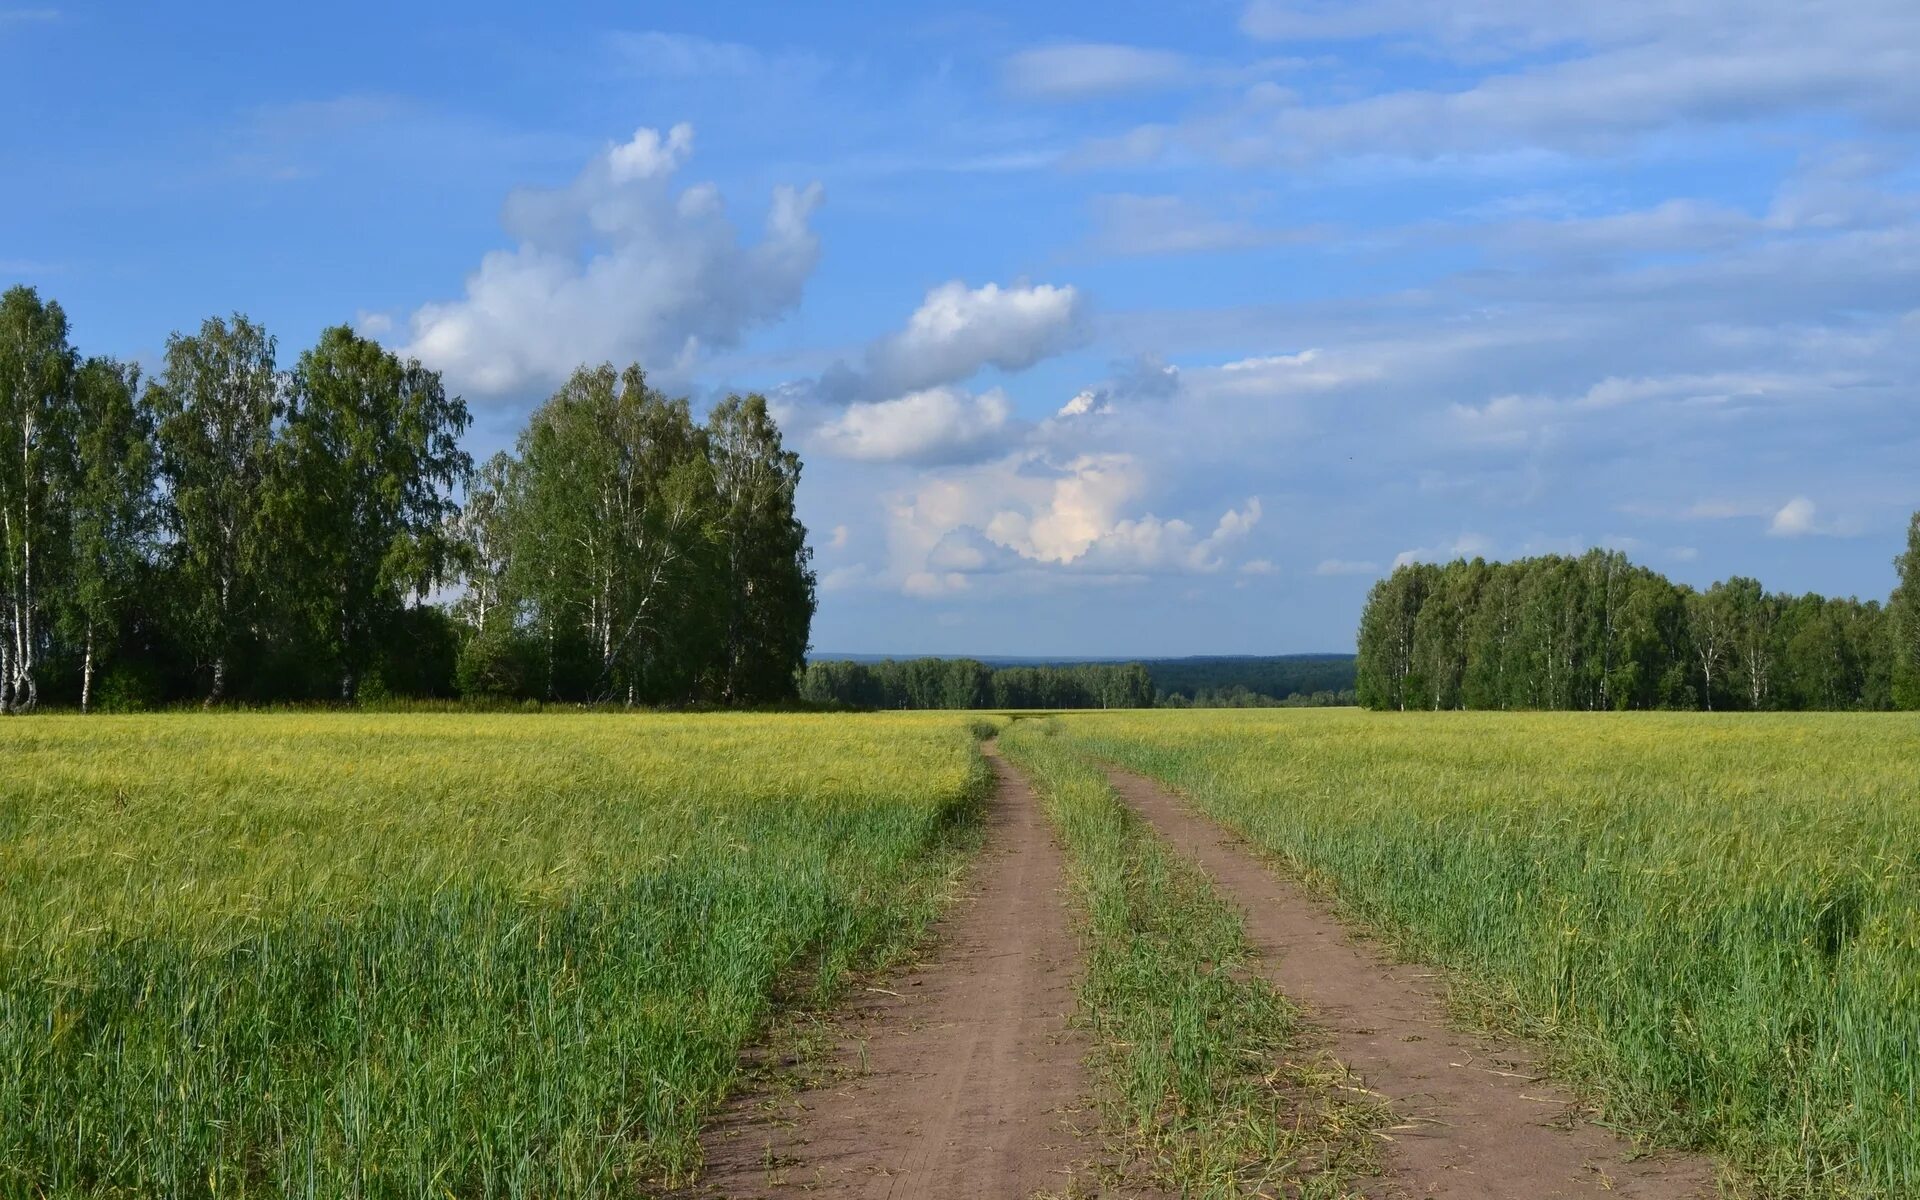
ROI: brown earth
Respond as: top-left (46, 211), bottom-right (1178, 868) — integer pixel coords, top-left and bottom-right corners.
top-left (695, 751), bottom-right (1108, 1199)
top-left (1103, 766), bottom-right (1721, 1200)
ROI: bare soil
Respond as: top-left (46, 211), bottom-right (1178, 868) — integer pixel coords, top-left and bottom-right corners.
top-left (1104, 766), bottom-right (1720, 1200)
top-left (696, 752), bottom-right (1106, 1199)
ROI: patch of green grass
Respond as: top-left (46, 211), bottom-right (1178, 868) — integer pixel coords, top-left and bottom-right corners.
top-left (1000, 720), bottom-right (1384, 1198)
top-left (0, 712), bottom-right (988, 1198)
top-left (1047, 709), bottom-right (1920, 1198)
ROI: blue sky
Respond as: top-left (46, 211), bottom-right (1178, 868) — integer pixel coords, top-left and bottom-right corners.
top-left (5, 1), bottom-right (1918, 655)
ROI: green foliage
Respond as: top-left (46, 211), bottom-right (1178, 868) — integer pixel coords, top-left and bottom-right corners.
top-left (0, 712), bottom-right (987, 1196)
top-left (1055, 710), bottom-right (1920, 1197)
top-left (1143, 653), bottom-right (1357, 705)
top-left (1357, 547), bottom-right (1903, 711)
top-left (452, 368), bottom-right (815, 706)
top-left (0, 288), bottom-right (815, 711)
top-left (1892, 513), bottom-right (1920, 710)
top-left (798, 656), bottom-right (1155, 708)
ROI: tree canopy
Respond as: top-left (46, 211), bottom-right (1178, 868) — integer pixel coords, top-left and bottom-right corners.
top-left (0, 286), bottom-right (816, 711)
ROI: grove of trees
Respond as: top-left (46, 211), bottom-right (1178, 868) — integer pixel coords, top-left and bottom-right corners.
top-left (1356, 524), bottom-right (1920, 711)
top-left (0, 286), bottom-right (815, 711)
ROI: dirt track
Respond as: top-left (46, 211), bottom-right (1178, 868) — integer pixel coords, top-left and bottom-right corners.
top-left (698, 752), bottom-right (1100, 1198)
top-left (1104, 765), bottom-right (1718, 1200)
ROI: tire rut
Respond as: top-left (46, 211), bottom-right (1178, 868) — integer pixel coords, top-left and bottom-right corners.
top-left (1103, 765), bottom-right (1720, 1200)
top-left (696, 751), bottom-right (1103, 1199)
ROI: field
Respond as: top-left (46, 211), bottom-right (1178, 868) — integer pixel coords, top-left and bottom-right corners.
top-left (0, 713), bottom-right (986, 1197)
top-left (5, 709), bottom-right (1916, 1198)
top-left (1042, 709), bottom-right (1920, 1196)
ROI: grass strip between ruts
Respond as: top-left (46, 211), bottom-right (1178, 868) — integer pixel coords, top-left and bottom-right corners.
top-left (999, 718), bottom-right (1387, 1199)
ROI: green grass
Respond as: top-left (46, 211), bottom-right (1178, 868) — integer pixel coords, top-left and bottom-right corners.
top-left (0, 712), bottom-right (988, 1198)
top-left (1044, 709), bottom-right (1920, 1198)
top-left (1000, 719), bottom-right (1383, 1198)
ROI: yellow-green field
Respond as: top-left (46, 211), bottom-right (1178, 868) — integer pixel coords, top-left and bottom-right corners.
top-left (6, 709), bottom-right (1916, 1198)
top-left (1043, 709), bottom-right (1920, 1196)
top-left (0, 713), bottom-right (986, 1197)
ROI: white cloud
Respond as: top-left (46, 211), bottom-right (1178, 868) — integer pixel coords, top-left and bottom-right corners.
top-left (1314, 558), bottom-right (1380, 576)
top-left (1003, 43), bottom-right (1191, 100)
top-left (1767, 496), bottom-right (1842, 538)
top-left (606, 121), bottom-right (693, 182)
top-left (813, 387), bottom-right (1015, 464)
top-left (1393, 533), bottom-right (1493, 568)
top-left (353, 310), bottom-right (393, 337)
top-left (1057, 389), bottom-right (1111, 417)
top-left (397, 123), bottom-right (822, 397)
top-left (864, 281), bottom-right (1085, 397)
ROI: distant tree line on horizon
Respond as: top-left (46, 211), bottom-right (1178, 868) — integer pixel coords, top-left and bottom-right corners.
top-left (798, 657), bottom-right (1156, 709)
top-left (1355, 521), bottom-right (1920, 711)
top-left (0, 285), bottom-right (814, 712)
top-left (798, 655), bottom-right (1360, 709)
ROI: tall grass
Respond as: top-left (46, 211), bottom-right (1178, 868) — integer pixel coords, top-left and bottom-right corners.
top-left (1000, 721), bottom-right (1381, 1197)
top-left (1052, 709), bottom-right (1920, 1197)
top-left (0, 712), bottom-right (987, 1198)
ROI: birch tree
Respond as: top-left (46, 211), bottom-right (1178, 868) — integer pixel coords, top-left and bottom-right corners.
top-left (0, 286), bottom-right (77, 713)
top-left (1893, 512), bottom-right (1920, 710)
top-left (707, 393), bottom-right (814, 704)
top-left (282, 327), bottom-right (470, 699)
top-left (147, 315), bottom-right (284, 705)
top-left (62, 356), bottom-right (156, 711)
top-left (512, 364), bottom-right (716, 704)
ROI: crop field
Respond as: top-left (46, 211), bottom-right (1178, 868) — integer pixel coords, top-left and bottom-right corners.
top-left (1042, 709), bottom-right (1920, 1197)
top-left (0, 713), bottom-right (986, 1198)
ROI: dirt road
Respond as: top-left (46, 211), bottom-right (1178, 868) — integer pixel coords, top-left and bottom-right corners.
top-left (1104, 765), bottom-right (1717, 1200)
top-left (698, 752), bottom-right (1100, 1199)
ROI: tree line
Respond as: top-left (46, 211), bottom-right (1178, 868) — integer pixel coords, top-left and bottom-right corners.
top-left (1355, 521), bottom-right (1920, 711)
top-left (0, 286), bottom-right (814, 712)
top-left (799, 658), bottom-right (1156, 709)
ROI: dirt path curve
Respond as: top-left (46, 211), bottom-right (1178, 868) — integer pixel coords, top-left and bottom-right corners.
top-left (697, 750), bottom-right (1098, 1199)
top-left (1105, 766), bottom-right (1719, 1200)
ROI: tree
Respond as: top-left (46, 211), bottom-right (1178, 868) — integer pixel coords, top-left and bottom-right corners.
top-left (1719, 576), bottom-right (1778, 710)
top-left (282, 327), bottom-right (470, 699)
top-left (147, 315), bottom-right (285, 705)
top-left (62, 356), bottom-right (156, 712)
top-left (1685, 585), bottom-right (1734, 712)
top-left (707, 393), bottom-right (815, 704)
top-left (511, 364), bottom-right (716, 704)
top-left (1893, 512), bottom-right (1920, 710)
top-left (0, 286), bottom-right (78, 713)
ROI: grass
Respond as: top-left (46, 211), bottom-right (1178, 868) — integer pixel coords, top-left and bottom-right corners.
top-left (1044, 708), bottom-right (1920, 1198)
top-left (0, 712), bottom-right (989, 1199)
top-left (999, 719), bottom-right (1384, 1198)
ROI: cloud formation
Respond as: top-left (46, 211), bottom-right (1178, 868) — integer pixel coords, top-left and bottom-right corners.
top-left (397, 124), bottom-right (822, 397)
top-left (1003, 43), bottom-right (1192, 100)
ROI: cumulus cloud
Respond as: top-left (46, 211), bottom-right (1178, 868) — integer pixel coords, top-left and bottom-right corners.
top-left (395, 123), bottom-right (822, 396)
top-left (813, 387), bottom-right (1017, 464)
top-left (1003, 43), bottom-right (1192, 100)
top-left (863, 281), bottom-right (1085, 397)
top-left (1766, 496), bottom-right (1849, 538)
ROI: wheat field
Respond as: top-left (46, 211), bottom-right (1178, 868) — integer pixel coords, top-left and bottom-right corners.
top-left (0, 713), bottom-right (986, 1198)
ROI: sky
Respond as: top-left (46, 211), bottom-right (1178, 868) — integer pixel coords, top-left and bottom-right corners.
top-left (4, 1), bottom-right (1918, 656)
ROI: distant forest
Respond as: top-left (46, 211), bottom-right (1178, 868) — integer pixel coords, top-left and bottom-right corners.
top-left (1355, 516), bottom-right (1920, 711)
top-left (799, 654), bottom-right (1357, 709)
top-left (0, 287), bottom-right (814, 712)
